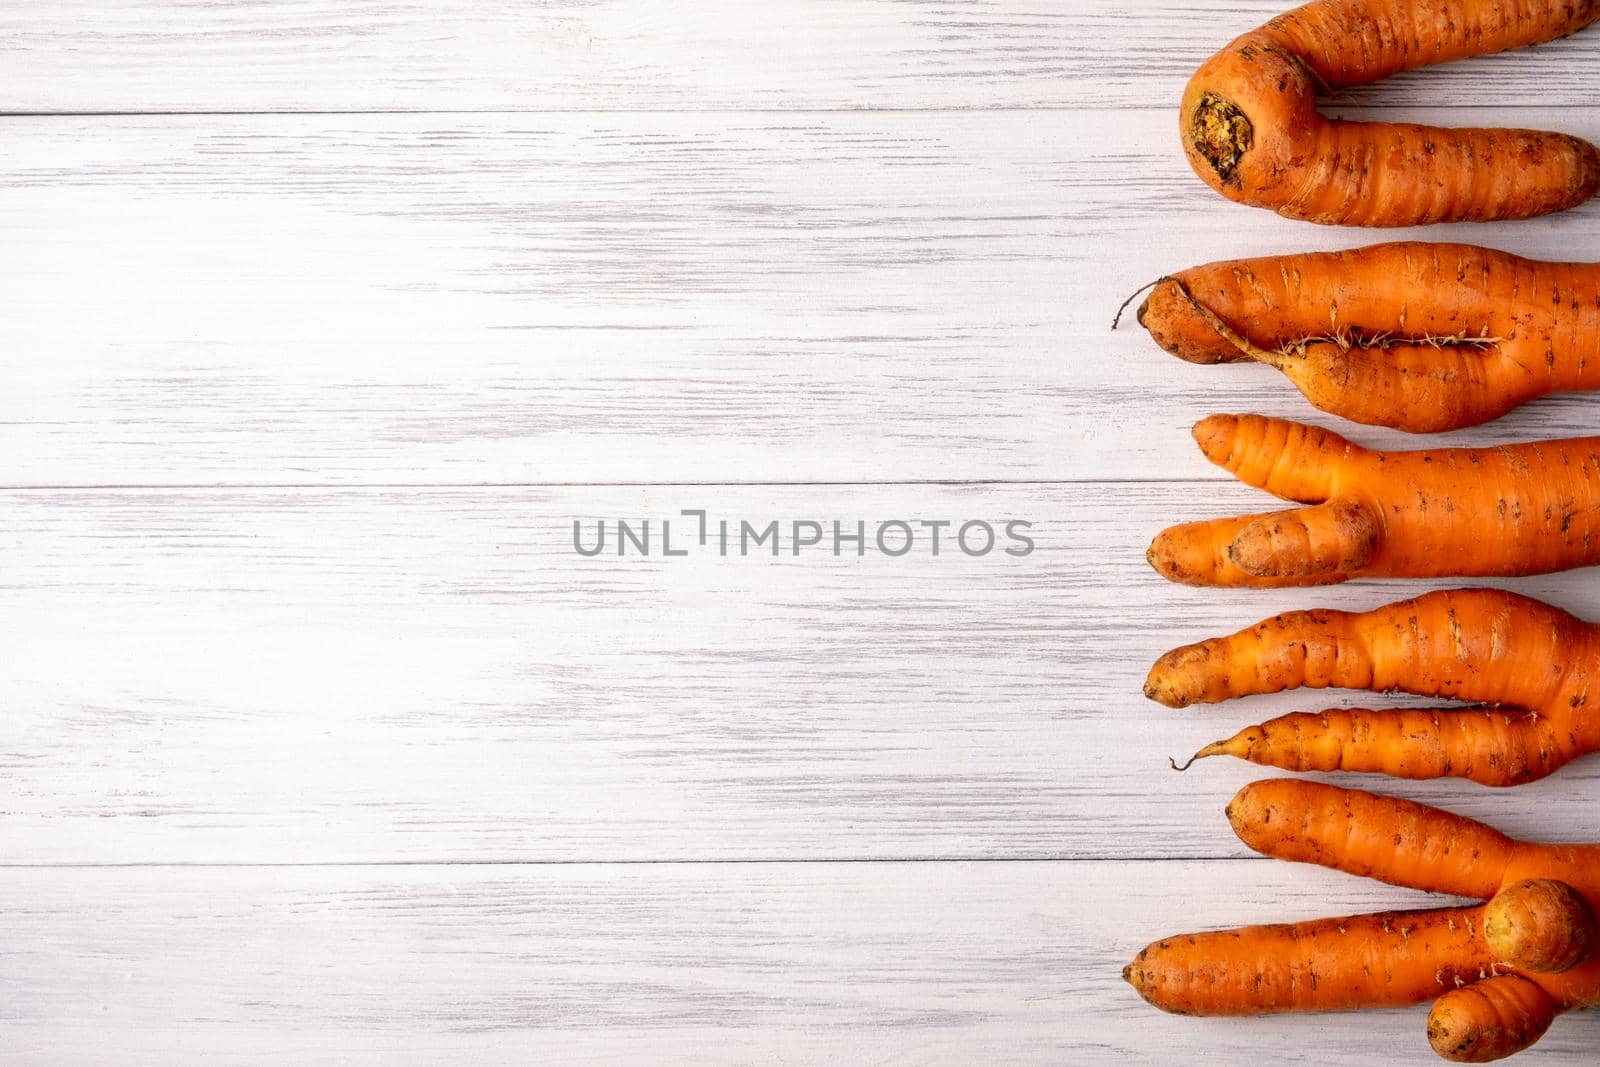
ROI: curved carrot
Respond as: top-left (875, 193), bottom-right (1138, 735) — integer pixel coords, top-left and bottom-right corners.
top-left (1147, 413), bottom-right (1600, 587)
top-left (1126, 781), bottom-right (1600, 1061)
top-left (1183, 0), bottom-right (1600, 225)
top-left (1136, 243), bottom-right (1600, 433)
top-left (1147, 588), bottom-right (1600, 787)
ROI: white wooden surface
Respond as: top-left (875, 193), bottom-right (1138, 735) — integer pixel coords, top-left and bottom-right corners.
top-left (5, 3), bottom-right (1600, 1064)
top-left (8, 861), bottom-right (1600, 1066)
top-left (6, 110), bottom-right (1600, 487)
top-left (6, 0), bottom-right (1600, 111)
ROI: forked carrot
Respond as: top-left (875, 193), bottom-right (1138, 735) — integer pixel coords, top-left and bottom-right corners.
top-left (1126, 780), bottom-right (1600, 1061)
top-left (1148, 414), bottom-right (1600, 587)
top-left (1147, 587), bottom-right (1599, 787)
top-left (1134, 243), bottom-right (1600, 432)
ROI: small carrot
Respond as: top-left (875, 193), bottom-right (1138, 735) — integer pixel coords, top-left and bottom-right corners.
top-left (1126, 780), bottom-right (1600, 1061)
top-left (1147, 587), bottom-right (1600, 787)
top-left (1147, 413), bottom-right (1600, 587)
top-left (1134, 243), bottom-right (1600, 433)
top-left (1428, 977), bottom-right (1558, 1063)
top-left (1183, 0), bottom-right (1600, 225)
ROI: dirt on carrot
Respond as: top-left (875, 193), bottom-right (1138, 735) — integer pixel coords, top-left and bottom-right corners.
top-left (1130, 243), bottom-right (1600, 433)
top-left (1126, 780), bottom-right (1600, 1061)
top-left (1181, 0), bottom-right (1600, 225)
top-left (1147, 413), bottom-right (1600, 588)
top-left (1147, 587), bottom-right (1600, 787)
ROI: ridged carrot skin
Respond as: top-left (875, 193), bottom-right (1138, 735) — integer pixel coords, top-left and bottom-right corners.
top-left (1183, 0), bottom-right (1600, 226)
top-left (1147, 413), bottom-right (1600, 587)
top-left (1428, 976), bottom-right (1557, 1063)
top-left (1137, 243), bottom-right (1600, 432)
top-left (1146, 587), bottom-right (1600, 786)
top-left (1126, 781), bottom-right (1600, 1061)
top-left (1129, 907), bottom-right (1494, 1016)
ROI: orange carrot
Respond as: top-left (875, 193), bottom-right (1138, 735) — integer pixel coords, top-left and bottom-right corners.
top-left (1483, 880), bottom-right (1599, 975)
top-left (1147, 413), bottom-right (1600, 587)
top-left (1134, 243), bottom-right (1600, 432)
top-left (1183, 0), bottom-right (1600, 225)
top-left (1428, 977), bottom-right (1558, 1063)
top-left (1147, 587), bottom-right (1600, 787)
top-left (1126, 780), bottom-right (1600, 1061)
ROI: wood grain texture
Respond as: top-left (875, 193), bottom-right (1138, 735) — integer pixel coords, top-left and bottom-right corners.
top-left (6, 0), bottom-right (1600, 112)
top-left (6, 860), bottom-right (1600, 1066)
top-left (6, 110), bottom-right (1600, 487)
top-left (12, 2), bottom-right (1600, 1061)
top-left (7, 483), bottom-right (1600, 866)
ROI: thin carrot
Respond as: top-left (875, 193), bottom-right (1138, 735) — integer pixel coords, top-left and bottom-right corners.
top-left (1147, 413), bottom-right (1600, 588)
top-left (1183, 0), bottom-right (1600, 225)
top-left (1146, 587), bottom-right (1600, 787)
top-left (1134, 243), bottom-right (1600, 433)
top-left (1126, 780), bottom-right (1600, 1061)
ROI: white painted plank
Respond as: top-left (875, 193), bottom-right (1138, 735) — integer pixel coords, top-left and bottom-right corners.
top-left (12, 7), bottom-right (1600, 1062)
top-left (7, 483), bottom-right (1600, 865)
top-left (6, 0), bottom-right (1600, 112)
top-left (4, 860), bottom-right (1599, 1066)
top-left (7, 110), bottom-right (1600, 487)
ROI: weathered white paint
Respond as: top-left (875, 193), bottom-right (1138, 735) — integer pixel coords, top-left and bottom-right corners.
top-left (7, 483), bottom-right (1600, 865)
top-left (5, 110), bottom-right (1599, 486)
top-left (7, 860), bottom-right (1600, 1066)
top-left (5, 0), bottom-right (1599, 112)
top-left (7, 2), bottom-right (1600, 1063)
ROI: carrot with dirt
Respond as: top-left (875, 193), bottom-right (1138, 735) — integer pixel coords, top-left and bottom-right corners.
top-left (1129, 243), bottom-right (1600, 433)
top-left (1183, 0), bottom-right (1600, 226)
top-left (1126, 780), bottom-right (1600, 1061)
top-left (1145, 587), bottom-right (1600, 787)
top-left (1147, 413), bottom-right (1600, 587)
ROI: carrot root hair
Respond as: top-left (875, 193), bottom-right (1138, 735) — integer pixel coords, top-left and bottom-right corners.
top-left (1111, 278), bottom-right (1167, 331)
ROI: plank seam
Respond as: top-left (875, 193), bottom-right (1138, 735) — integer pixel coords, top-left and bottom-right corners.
top-left (0, 856), bottom-right (1269, 870)
top-left (0, 477), bottom-right (1275, 492)
top-left (0, 104), bottom-right (1591, 118)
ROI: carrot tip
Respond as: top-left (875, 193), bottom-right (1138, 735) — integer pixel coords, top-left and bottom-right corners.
top-left (1171, 745), bottom-right (1227, 772)
top-left (1168, 282), bottom-right (1281, 366)
top-left (1190, 413), bottom-right (1239, 464)
top-left (1143, 676), bottom-right (1190, 709)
